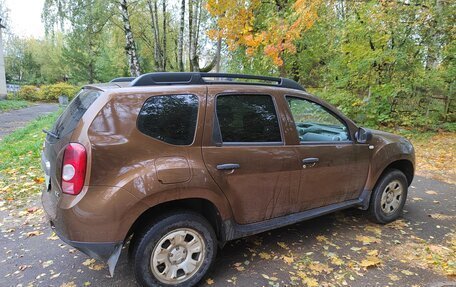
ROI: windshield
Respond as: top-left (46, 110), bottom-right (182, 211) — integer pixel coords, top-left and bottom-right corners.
top-left (50, 89), bottom-right (101, 140)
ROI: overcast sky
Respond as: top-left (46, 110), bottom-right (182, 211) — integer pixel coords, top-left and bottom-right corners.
top-left (4, 0), bottom-right (45, 38)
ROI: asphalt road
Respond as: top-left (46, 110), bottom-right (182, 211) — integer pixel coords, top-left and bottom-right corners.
top-left (0, 175), bottom-right (454, 287)
top-left (0, 103), bottom-right (58, 140)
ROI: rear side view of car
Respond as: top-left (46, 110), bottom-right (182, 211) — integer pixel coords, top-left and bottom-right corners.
top-left (41, 72), bottom-right (414, 287)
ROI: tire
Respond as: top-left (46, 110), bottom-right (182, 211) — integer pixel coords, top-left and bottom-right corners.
top-left (368, 169), bottom-right (408, 224)
top-left (131, 211), bottom-right (217, 287)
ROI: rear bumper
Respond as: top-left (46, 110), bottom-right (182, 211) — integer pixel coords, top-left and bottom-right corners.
top-left (49, 220), bottom-right (122, 262)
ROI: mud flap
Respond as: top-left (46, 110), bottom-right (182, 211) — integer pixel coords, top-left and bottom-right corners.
top-left (107, 243), bottom-right (123, 277)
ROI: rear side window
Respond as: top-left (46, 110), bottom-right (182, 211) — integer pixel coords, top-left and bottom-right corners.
top-left (137, 95), bottom-right (199, 145)
top-left (216, 94), bottom-right (281, 143)
top-left (52, 89), bottom-right (100, 138)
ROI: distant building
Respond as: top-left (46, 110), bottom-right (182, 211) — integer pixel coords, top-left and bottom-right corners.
top-left (0, 18), bottom-right (6, 99)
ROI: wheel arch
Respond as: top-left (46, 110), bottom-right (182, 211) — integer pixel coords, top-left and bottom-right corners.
top-left (126, 198), bottom-right (226, 245)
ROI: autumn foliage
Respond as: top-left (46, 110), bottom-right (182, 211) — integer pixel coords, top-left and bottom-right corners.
top-left (206, 0), bottom-right (320, 66)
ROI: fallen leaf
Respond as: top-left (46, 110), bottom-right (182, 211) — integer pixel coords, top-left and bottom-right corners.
top-left (429, 213), bottom-right (456, 220)
top-left (355, 235), bottom-right (380, 245)
top-left (388, 274), bottom-right (400, 281)
top-left (60, 282), bottom-right (77, 287)
top-left (42, 260), bottom-right (54, 268)
top-left (401, 270), bottom-right (414, 276)
top-left (82, 259), bottom-right (96, 266)
top-left (206, 278), bottom-right (214, 285)
top-left (277, 242), bottom-right (289, 249)
top-left (50, 273), bottom-right (61, 279)
top-left (425, 190), bottom-right (438, 195)
top-left (359, 256), bottom-right (382, 268)
top-left (282, 255), bottom-right (294, 264)
top-left (259, 252), bottom-right (271, 260)
top-left (26, 230), bottom-right (43, 237)
top-left (47, 232), bottom-right (59, 240)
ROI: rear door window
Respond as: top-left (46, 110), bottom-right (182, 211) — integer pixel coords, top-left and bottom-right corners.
top-left (137, 94), bottom-right (199, 145)
top-left (216, 94), bottom-right (282, 143)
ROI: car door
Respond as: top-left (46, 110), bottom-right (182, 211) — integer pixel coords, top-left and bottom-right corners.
top-left (201, 87), bottom-right (301, 225)
top-left (283, 94), bottom-right (371, 211)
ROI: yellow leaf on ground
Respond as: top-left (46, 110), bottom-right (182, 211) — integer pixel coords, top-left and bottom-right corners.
top-left (26, 230), bottom-right (43, 237)
top-left (425, 190), bottom-right (438, 195)
top-left (277, 242), bottom-right (289, 249)
top-left (259, 252), bottom-right (272, 260)
top-left (282, 255), bottom-right (294, 264)
top-left (355, 235), bottom-right (380, 245)
top-left (60, 282), bottom-right (77, 287)
top-left (359, 256), bottom-right (382, 268)
top-left (206, 278), bottom-right (215, 285)
top-left (297, 271), bottom-right (319, 287)
top-left (316, 235), bottom-right (328, 242)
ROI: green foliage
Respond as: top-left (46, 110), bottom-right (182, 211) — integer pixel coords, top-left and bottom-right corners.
top-left (0, 100), bottom-right (29, 112)
top-left (38, 83), bottom-right (80, 102)
top-left (15, 83), bottom-right (79, 102)
top-left (16, 85), bottom-right (40, 101)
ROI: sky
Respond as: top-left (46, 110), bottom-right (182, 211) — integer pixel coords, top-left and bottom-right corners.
top-left (4, 0), bottom-right (45, 38)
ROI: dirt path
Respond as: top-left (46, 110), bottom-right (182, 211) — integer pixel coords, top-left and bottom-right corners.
top-left (0, 175), bottom-right (454, 287)
top-left (0, 103), bottom-right (58, 140)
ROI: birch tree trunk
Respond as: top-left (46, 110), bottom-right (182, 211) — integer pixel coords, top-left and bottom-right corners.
top-left (188, 0), bottom-right (194, 71)
top-left (162, 0), bottom-right (167, 70)
top-left (177, 0), bottom-right (185, 71)
top-left (119, 0), bottom-right (141, 76)
top-left (148, 0), bottom-right (163, 71)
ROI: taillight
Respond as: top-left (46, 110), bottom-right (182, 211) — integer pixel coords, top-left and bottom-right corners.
top-left (61, 143), bottom-right (86, 195)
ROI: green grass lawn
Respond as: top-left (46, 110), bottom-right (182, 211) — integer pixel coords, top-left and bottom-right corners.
top-left (0, 99), bottom-right (30, 112)
top-left (0, 112), bottom-right (59, 204)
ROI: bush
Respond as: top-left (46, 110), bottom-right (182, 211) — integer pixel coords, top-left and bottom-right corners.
top-left (38, 83), bottom-right (79, 102)
top-left (16, 85), bottom-right (40, 101)
top-left (15, 83), bottom-right (79, 102)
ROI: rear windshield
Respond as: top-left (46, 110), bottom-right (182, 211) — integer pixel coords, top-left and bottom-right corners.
top-left (51, 89), bottom-right (101, 139)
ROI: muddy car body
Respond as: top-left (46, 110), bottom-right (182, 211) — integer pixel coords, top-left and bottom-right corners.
top-left (41, 72), bottom-right (414, 286)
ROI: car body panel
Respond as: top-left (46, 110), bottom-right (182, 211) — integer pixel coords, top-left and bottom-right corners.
top-left (40, 80), bottom-right (415, 275)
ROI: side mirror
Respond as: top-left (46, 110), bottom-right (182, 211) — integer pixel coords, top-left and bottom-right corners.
top-left (355, 127), bottom-right (372, 144)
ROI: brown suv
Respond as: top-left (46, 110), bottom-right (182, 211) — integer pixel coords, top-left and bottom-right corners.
top-left (41, 72), bottom-right (414, 287)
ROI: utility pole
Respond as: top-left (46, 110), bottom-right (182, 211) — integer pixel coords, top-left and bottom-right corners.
top-left (0, 18), bottom-right (6, 99)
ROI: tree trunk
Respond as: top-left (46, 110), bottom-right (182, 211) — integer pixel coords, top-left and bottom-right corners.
top-left (148, 0), bottom-right (163, 71)
top-left (177, 0), bottom-right (185, 71)
top-left (120, 0), bottom-right (141, 76)
top-left (188, 0), bottom-right (194, 71)
top-left (162, 0), bottom-right (167, 70)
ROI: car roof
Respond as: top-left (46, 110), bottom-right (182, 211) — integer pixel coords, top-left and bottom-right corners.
top-left (83, 72), bottom-right (305, 92)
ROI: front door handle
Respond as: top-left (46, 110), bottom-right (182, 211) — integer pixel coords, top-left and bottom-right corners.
top-left (302, 157), bottom-right (319, 168)
top-left (217, 163), bottom-right (240, 170)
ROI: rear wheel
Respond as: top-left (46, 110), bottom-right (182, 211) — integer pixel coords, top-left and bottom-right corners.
top-left (368, 169), bottom-right (408, 224)
top-left (132, 212), bottom-right (217, 287)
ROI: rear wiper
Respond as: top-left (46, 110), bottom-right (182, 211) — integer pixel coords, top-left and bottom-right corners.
top-left (42, 129), bottom-right (59, 139)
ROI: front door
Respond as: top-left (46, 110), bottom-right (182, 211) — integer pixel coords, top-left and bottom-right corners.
top-left (284, 95), bottom-right (371, 211)
top-left (202, 88), bottom-right (301, 225)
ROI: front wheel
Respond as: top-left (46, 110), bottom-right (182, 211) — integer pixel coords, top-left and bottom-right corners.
top-left (131, 212), bottom-right (217, 287)
top-left (368, 169), bottom-right (408, 224)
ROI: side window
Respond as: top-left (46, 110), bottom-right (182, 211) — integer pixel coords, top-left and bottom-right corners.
top-left (286, 96), bottom-right (349, 142)
top-left (137, 94), bottom-right (198, 145)
top-left (216, 95), bottom-right (281, 143)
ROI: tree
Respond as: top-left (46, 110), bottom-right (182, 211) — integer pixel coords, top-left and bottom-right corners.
top-left (119, 0), bottom-right (141, 76)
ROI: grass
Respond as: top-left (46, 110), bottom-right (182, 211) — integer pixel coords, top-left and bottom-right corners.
top-left (0, 99), bottom-right (30, 112)
top-left (0, 112), bottom-right (59, 204)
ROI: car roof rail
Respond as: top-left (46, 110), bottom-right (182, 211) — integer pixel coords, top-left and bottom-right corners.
top-left (110, 77), bottom-right (136, 83)
top-left (130, 72), bottom-right (305, 91)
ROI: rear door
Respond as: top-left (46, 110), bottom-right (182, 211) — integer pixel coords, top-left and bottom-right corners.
top-left (283, 94), bottom-right (370, 210)
top-left (202, 87), bottom-right (300, 225)
top-left (41, 88), bottom-right (101, 218)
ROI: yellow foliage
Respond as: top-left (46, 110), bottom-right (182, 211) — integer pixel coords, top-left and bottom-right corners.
top-left (206, 0), bottom-right (321, 66)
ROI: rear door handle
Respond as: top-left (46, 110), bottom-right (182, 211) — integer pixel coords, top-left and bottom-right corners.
top-left (302, 157), bottom-right (319, 168)
top-left (216, 163), bottom-right (240, 170)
